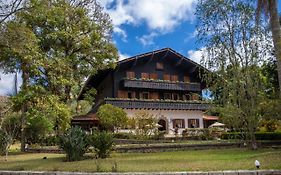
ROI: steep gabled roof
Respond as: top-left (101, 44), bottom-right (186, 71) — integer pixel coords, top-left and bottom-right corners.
top-left (117, 48), bottom-right (205, 70)
top-left (78, 48), bottom-right (209, 100)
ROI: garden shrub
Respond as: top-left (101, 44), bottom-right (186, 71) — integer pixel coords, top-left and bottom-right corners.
top-left (255, 132), bottom-right (281, 140)
top-left (59, 127), bottom-right (89, 161)
top-left (221, 132), bottom-right (281, 140)
top-left (182, 129), bottom-right (213, 140)
top-left (40, 135), bottom-right (59, 146)
top-left (0, 129), bottom-right (8, 156)
top-left (113, 132), bottom-right (135, 139)
top-left (90, 131), bottom-right (114, 159)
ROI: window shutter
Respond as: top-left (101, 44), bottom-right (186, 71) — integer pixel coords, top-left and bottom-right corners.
top-left (150, 92), bottom-right (159, 99)
top-left (184, 76), bottom-right (190, 82)
top-left (126, 71), bottom-right (135, 79)
top-left (150, 73), bottom-right (158, 80)
top-left (141, 73), bottom-right (149, 79)
top-left (163, 74), bottom-right (170, 81)
top-left (118, 90), bottom-right (128, 98)
top-left (171, 75), bottom-right (178, 81)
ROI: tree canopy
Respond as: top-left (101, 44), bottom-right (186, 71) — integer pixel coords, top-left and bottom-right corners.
top-left (196, 0), bottom-right (274, 149)
top-left (0, 0), bottom-right (118, 150)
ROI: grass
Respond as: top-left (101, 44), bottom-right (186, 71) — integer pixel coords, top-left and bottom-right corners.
top-left (0, 148), bottom-right (281, 172)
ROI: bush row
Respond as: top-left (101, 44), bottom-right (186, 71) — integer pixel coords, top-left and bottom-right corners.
top-left (59, 127), bottom-right (114, 161)
top-left (221, 132), bottom-right (281, 140)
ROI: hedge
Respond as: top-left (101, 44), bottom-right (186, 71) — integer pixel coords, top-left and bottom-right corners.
top-left (221, 132), bottom-right (281, 140)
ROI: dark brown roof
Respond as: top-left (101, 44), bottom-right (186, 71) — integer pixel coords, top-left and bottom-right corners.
top-left (78, 48), bottom-right (209, 100)
top-left (72, 113), bottom-right (98, 121)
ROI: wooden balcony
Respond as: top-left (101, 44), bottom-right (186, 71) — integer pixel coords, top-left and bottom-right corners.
top-left (123, 79), bottom-right (201, 91)
top-left (104, 98), bottom-right (210, 110)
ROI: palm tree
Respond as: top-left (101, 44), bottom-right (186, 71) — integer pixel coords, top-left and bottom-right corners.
top-left (257, 0), bottom-right (281, 96)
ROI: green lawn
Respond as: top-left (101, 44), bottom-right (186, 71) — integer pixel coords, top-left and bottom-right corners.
top-left (0, 148), bottom-right (281, 172)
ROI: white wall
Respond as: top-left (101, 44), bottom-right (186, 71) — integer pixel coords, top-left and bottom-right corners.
top-left (123, 109), bottom-right (204, 135)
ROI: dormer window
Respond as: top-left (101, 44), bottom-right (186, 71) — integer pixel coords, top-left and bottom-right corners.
top-left (156, 62), bottom-right (164, 70)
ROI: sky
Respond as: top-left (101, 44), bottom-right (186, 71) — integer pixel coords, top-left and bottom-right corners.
top-left (100, 0), bottom-right (201, 61)
top-left (0, 0), bottom-right (280, 95)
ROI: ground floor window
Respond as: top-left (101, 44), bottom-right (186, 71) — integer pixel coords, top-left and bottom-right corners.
top-left (188, 119), bottom-right (200, 128)
top-left (172, 119), bottom-right (185, 128)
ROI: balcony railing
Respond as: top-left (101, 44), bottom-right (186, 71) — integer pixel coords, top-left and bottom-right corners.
top-left (104, 98), bottom-right (210, 110)
top-left (123, 79), bottom-right (201, 91)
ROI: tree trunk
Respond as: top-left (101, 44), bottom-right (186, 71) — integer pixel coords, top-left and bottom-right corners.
top-left (269, 0), bottom-right (281, 96)
top-left (20, 66), bottom-right (29, 152)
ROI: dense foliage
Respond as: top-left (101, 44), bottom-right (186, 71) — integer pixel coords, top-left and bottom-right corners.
top-left (97, 104), bottom-right (128, 131)
top-left (59, 127), bottom-right (89, 161)
top-left (196, 0), bottom-right (274, 149)
top-left (90, 131), bottom-right (114, 159)
top-left (0, 0), bottom-right (118, 150)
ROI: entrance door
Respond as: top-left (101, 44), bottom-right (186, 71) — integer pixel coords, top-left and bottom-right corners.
top-left (158, 119), bottom-right (167, 131)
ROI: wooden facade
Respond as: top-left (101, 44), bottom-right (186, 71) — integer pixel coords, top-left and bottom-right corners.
top-left (77, 48), bottom-right (213, 134)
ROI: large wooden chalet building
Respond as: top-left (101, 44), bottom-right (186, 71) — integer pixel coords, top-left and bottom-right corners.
top-left (73, 48), bottom-right (217, 135)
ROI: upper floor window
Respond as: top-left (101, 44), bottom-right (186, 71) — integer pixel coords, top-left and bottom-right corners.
top-left (127, 91), bottom-right (135, 99)
top-left (150, 73), bottom-right (158, 80)
top-left (183, 94), bottom-right (192, 101)
top-left (156, 62), bottom-right (164, 70)
top-left (126, 71), bottom-right (135, 79)
top-left (184, 75), bottom-right (190, 82)
top-left (141, 73), bottom-right (149, 79)
top-left (118, 90), bottom-right (127, 98)
top-left (141, 92), bottom-right (149, 99)
top-left (164, 93), bottom-right (171, 100)
top-left (171, 75), bottom-right (178, 82)
top-left (163, 74), bottom-right (171, 81)
top-left (172, 93), bottom-right (179, 100)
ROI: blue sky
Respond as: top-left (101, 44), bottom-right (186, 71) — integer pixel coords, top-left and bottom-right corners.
top-left (99, 0), bottom-right (201, 62)
top-left (0, 0), bottom-right (280, 95)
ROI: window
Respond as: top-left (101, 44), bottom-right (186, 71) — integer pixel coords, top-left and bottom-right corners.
top-left (188, 119), bottom-right (199, 128)
top-left (150, 92), bottom-right (159, 99)
top-left (118, 90), bottom-right (127, 98)
top-left (183, 94), bottom-right (191, 101)
top-left (127, 91), bottom-right (135, 99)
top-left (173, 119), bottom-right (185, 128)
top-left (141, 73), bottom-right (149, 79)
top-left (171, 75), bottom-right (178, 82)
top-left (156, 62), bottom-right (164, 70)
top-left (184, 75), bottom-right (190, 82)
top-left (126, 71), bottom-right (135, 79)
top-left (163, 74), bottom-right (170, 81)
top-left (141, 92), bottom-right (149, 99)
top-left (164, 93), bottom-right (171, 100)
top-left (192, 94), bottom-right (200, 100)
top-left (150, 73), bottom-right (158, 80)
top-left (172, 93), bottom-right (179, 100)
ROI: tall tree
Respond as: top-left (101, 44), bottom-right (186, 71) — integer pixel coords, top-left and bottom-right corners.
top-left (196, 0), bottom-right (272, 149)
top-left (0, 0), bottom-right (118, 151)
top-left (257, 0), bottom-right (281, 96)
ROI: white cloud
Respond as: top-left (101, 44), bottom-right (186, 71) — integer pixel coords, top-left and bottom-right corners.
top-left (136, 32), bottom-right (158, 46)
top-left (0, 71), bottom-right (22, 95)
top-left (119, 52), bottom-right (130, 60)
top-left (187, 48), bottom-right (206, 64)
top-left (99, 0), bottom-right (196, 45)
top-left (113, 27), bottom-right (127, 42)
top-left (184, 30), bottom-right (198, 43)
